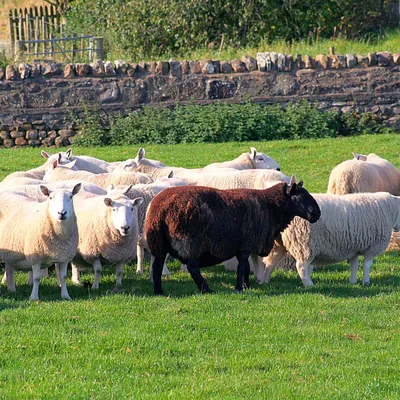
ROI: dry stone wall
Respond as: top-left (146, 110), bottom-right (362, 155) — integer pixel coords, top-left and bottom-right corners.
top-left (0, 51), bottom-right (399, 147)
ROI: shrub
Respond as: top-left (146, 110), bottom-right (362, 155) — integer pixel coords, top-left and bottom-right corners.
top-left (65, 0), bottom-right (389, 60)
top-left (74, 101), bottom-right (391, 147)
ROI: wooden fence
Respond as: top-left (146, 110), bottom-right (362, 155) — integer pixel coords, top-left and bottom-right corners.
top-left (9, 5), bottom-right (102, 62)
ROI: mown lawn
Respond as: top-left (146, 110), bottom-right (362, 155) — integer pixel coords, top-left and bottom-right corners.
top-left (0, 133), bottom-right (399, 399)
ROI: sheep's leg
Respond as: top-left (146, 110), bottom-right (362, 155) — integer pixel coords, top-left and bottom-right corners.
top-left (28, 268), bottom-right (49, 286)
top-left (1, 271), bottom-right (7, 285)
top-left (187, 260), bottom-right (210, 293)
top-left (5, 264), bottom-right (15, 292)
top-left (295, 260), bottom-right (313, 287)
top-left (115, 261), bottom-right (124, 287)
top-left (235, 253), bottom-right (251, 292)
top-left (257, 245), bottom-right (287, 284)
top-left (92, 259), bottom-right (102, 290)
top-left (58, 262), bottom-right (71, 300)
top-left (152, 255), bottom-right (166, 295)
top-left (362, 257), bottom-right (374, 286)
top-left (136, 242), bottom-right (144, 275)
top-left (349, 256), bottom-right (359, 284)
top-left (150, 254), bottom-right (169, 282)
top-left (224, 257), bottom-right (238, 272)
top-left (29, 264), bottom-right (42, 301)
top-left (71, 263), bottom-right (81, 285)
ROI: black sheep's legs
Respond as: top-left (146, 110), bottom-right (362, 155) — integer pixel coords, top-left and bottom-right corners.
top-left (187, 260), bottom-right (211, 293)
top-left (236, 253), bottom-right (251, 292)
top-left (152, 255), bottom-right (165, 295)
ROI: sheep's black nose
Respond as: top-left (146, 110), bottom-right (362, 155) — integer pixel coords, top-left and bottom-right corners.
top-left (121, 225), bottom-right (130, 232)
top-left (276, 168), bottom-right (280, 171)
top-left (58, 211), bottom-right (67, 220)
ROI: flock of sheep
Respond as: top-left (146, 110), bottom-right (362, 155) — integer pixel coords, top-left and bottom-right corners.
top-left (0, 146), bottom-right (398, 299)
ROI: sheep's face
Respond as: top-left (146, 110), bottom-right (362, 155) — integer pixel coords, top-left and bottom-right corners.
top-left (116, 159), bottom-right (140, 173)
top-left (104, 196), bottom-right (144, 236)
top-left (288, 184), bottom-right (321, 224)
top-left (41, 184), bottom-right (81, 221)
top-left (250, 148), bottom-right (280, 170)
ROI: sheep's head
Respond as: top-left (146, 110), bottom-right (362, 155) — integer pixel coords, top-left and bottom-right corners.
top-left (104, 195), bottom-right (143, 236)
top-left (116, 158), bottom-right (140, 173)
top-left (285, 175), bottom-right (321, 223)
top-left (41, 183), bottom-right (81, 221)
top-left (250, 147), bottom-right (280, 170)
top-left (43, 154), bottom-right (78, 181)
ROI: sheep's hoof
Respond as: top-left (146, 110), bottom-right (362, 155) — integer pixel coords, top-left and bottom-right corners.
top-left (62, 295), bottom-right (72, 301)
top-left (136, 270), bottom-right (144, 275)
top-left (362, 281), bottom-right (371, 286)
top-left (154, 290), bottom-right (164, 296)
top-left (234, 289), bottom-right (244, 294)
top-left (29, 296), bottom-right (39, 301)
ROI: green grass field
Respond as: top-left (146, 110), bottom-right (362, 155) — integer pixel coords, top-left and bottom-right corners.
top-left (0, 133), bottom-right (399, 399)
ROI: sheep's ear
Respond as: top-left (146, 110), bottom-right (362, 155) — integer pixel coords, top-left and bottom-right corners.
top-left (136, 148), bottom-right (145, 163)
top-left (52, 159), bottom-right (58, 169)
top-left (132, 197), bottom-right (144, 207)
top-left (65, 148), bottom-right (73, 158)
top-left (286, 175), bottom-right (297, 195)
top-left (40, 185), bottom-right (51, 197)
top-left (352, 152), bottom-right (367, 161)
top-left (167, 171), bottom-right (174, 178)
top-left (58, 153), bottom-right (62, 162)
top-left (41, 150), bottom-right (51, 159)
top-left (65, 160), bottom-right (77, 169)
top-left (72, 183), bottom-right (81, 196)
top-left (104, 198), bottom-right (113, 207)
top-left (298, 180), bottom-right (304, 187)
top-left (250, 147), bottom-right (257, 159)
top-left (123, 185), bottom-right (132, 195)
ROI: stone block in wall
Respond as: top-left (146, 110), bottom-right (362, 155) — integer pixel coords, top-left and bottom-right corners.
top-left (0, 68), bottom-right (4, 80)
top-left (169, 60), bottom-right (182, 79)
top-left (10, 130), bottom-right (24, 139)
top-left (41, 137), bottom-right (55, 146)
top-left (180, 61), bottom-right (190, 74)
top-left (329, 55), bottom-right (346, 68)
top-left (19, 63), bottom-right (31, 79)
top-left (76, 63), bottom-right (91, 76)
top-left (114, 60), bottom-right (128, 74)
top-left (28, 139), bottom-right (41, 147)
top-left (315, 54), bottom-right (328, 69)
top-left (58, 129), bottom-right (75, 138)
top-left (3, 139), bottom-right (14, 148)
top-left (276, 53), bottom-right (286, 71)
top-left (256, 53), bottom-right (266, 71)
top-left (368, 52), bottom-right (377, 66)
top-left (377, 52), bottom-right (392, 66)
top-left (41, 61), bottom-right (62, 76)
top-left (31, 62), bottom-right (42, 78)
top-left (0, 131), bottom-right (10, 140)
top-left (21, 123), bottom-right (32, 131)
top-left (47, 130), bottom-right (57, 139)
top-left (189, 60), bottom-right (201, 74)
top-left (241, 55), bottom-right (257, 71)
top-left (357, 55), bottom-right (369, 67)
top-left (303, 55), bottom-right (314, 69)
top-left (26, 130), bottom-right (38, 140)
top-left (270, 52), bottom-right (278, 69)
top-left (213, 60), bottom-right (221, 73)
top-left (136, 62), bottom-right (146, 74)
top-left (386, 116), bottom-right (400, 130)
top-left (91, 60), bottom-right (105, 77)
top-left (294, 54), bottom-right (303, 69)
top-left (284, 55), bottom-right (293, 72)
top-left (393, 53), bottom-right (400, 65)
top-left (64, 63), bottom-right (76, 78)
top-left (55, 136), bottom-right (64, 147)
top-left (147, 62), bottom-right (157, 74)
top-left (104, 61), bottom-right (116, 76)
top-left (346, 54), bottom-right (357, 68)
top-left (15, 137), bottom-right (27, 146)
top-left (6, 65), bottom-right (17, 80)
top-left (231, 59), bottom-right (246, 73)
top-left (220, 61), bottom-right (233, 74)
top-left (68, 135), bottom-right (78, 144)
top-left (38, 131), bottom-right (48, 140)
top-left (126, 62), bottom-right (137, 77)
top-left (200, 60), bottom-right (215, 74)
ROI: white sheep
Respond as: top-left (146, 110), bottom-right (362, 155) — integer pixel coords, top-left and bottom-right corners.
top-left (327, 153), bottom-right (400, 195)
top-left (201, 147), bottom-right (280, 171)
top-left (254, 192), bottom-right (400, 287)
top-left (43, 159), bottom-right (153, 189)
top-left (70, 190), bottom-right (143, 289)
top-left (0, 184), bottom-right (81, 300)
top-left (129, 147), bottom-right (280, 179)
top-left (106, 174), bottom-right (188, 276)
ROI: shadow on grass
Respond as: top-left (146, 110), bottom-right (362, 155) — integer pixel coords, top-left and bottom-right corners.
top-left (1, 252), bottom-right (399, 303)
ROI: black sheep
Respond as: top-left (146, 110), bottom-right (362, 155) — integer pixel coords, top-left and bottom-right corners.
top-left (144, 176), bottom-right (321, 294)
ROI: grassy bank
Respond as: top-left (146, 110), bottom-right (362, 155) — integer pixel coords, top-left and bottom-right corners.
top-left (0, 133), bottom-right (399, 399)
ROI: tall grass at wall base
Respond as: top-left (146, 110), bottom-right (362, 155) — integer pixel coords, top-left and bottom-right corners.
top-left (74, 101), bottom-right (392, 147)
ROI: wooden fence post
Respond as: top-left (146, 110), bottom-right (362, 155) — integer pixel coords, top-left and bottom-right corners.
top-left (93, 37), bottom-right (104, 60)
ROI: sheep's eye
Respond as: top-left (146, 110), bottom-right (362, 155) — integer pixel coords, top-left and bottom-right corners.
top-left (112, 208), bottom-right (116, 212)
